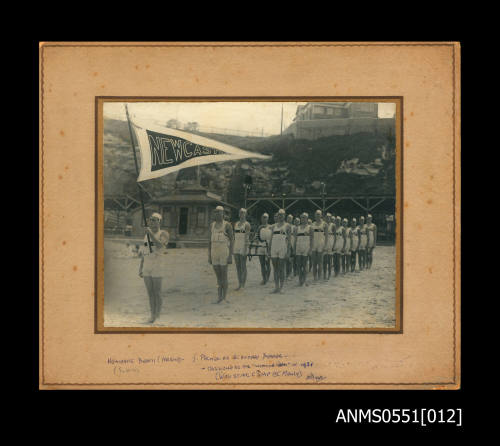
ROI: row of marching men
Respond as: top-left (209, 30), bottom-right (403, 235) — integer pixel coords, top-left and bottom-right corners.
top-left (208, 206), bottom-right (377, 303)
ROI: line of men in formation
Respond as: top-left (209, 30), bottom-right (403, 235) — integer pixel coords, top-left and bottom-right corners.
top-left (208, 206), bottom-right (377, 303)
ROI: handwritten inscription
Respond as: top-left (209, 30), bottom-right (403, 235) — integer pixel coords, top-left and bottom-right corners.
top-left (106, 352), bottom-right (326, 382)
top-left (107, 355), bottom-right (185, 366)
top-left (113, 366), bottom-right (140, 376)
top-left (306, 373), bottom-right (327, 382)
top-left (191, 353), bottom-right (321, 381)
top-left (105, 352), bottom-right (412, 382)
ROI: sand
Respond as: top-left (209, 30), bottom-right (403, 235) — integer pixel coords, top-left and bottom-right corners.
top-left (104, 241), bottom-right (396, 328)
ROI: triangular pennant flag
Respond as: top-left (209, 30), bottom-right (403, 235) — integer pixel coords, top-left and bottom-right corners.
top-left (130, 119), bottom-right (271, 182)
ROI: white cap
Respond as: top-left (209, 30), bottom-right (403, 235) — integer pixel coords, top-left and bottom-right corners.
top-left (215, 206), bottom-right (224, 211)
top-left (367, 214), bottom-right (372, 218)
top-left (343, 218), bottom-right (348, 222)
top-left (150, 212), bottom-right (162, 221)
top-left (240, 208), bottom-right (247, 213)
top-left (262, 213), bottom-right (269, 218)
top-left (278, 209), bottom-right (286, 215)
top-left (301, 212), bottom-right (309, 218)
top-left (315, 209), bottom-right (322, 215)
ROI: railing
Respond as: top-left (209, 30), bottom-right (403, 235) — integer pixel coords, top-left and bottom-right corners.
top-left (147, 119), bottom-right (275, 138)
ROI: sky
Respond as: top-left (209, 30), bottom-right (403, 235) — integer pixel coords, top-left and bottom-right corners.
top-left (104, 102), bottom-right (396, 136)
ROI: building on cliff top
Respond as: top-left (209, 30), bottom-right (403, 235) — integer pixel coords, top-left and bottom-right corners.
top-left (283, 102), bottom-right (395, 140)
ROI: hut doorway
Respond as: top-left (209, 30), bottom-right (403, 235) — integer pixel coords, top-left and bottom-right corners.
top-left (179, 207), bottom-right (189, 235)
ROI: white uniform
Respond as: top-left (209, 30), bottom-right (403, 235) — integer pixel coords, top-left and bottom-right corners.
top-left (233, 221), bottom-right (249, 255)
top-left (359, 225), bottom-right (368, 250)
top-left (270, 223), bottom-right (288, 259)
top-left (351, 227), bottom-right (359, 253)
top-left (325, 223), bottom-right (335, 253)
top-left (295, 225), bottom-right (311, 256)
top-left (367, 223), bottom-right (376, 248)
top-left (210, 221), bottom-right (231, 265)
top-left (311, 221), bottom-right (326, 252)
top-left (333, 226), bottom-right (344, 254)
top-left (141, 230), bottom-right (169, 277)
top-left (256, 225), bottom-right (272, 255)
top-left (345, 227), bottom-right (352, 252)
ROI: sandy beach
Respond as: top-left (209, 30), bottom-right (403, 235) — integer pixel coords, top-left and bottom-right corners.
top-left (104, 241), bottom-right (396, 328)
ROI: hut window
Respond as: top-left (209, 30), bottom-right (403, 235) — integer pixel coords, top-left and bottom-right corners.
top-left (197, 207), bottom-right (206, 226)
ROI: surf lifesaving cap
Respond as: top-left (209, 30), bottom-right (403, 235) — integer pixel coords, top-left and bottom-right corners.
top-left (262, 213), bottom-right (269, 218)
top-left (215, 206), bottom-right (224, 211)
top-left (150, 212), bottom-right (162, 221)
top-left (315, 210), bottom-right (322, 215)
top-left (278, 209), bottom-right (286, 215)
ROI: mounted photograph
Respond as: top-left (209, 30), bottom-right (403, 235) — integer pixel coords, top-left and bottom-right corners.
top-left (96, 98), bottom-right (401, 332)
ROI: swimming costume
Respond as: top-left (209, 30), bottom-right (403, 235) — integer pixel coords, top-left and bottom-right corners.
top-left (295, 225), bottom-right (311, 256)
top-left (211, 221), bottom-right (231, 265)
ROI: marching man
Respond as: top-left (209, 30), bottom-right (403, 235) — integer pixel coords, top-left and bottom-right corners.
top-left (358, 216), bottom-right (368, 270)
top-left (208, 206), bottom-right (234, 303)
top-left (233, 208), bottom-right (251, 290)
top-left (268, 209), bottom-right (291, 294)
top-left (138, 212), bottom-right (169, 324)
top-left (256, 213), bottom-right (272, 285)
top-left (366, 214), bottom-right (378, 269)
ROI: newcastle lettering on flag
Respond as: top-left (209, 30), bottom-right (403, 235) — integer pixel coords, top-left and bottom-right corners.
top-left (131, 120), bottom-right (272, 182)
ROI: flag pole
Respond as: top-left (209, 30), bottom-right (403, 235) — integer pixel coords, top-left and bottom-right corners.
top-left (124, 104), bottom-right (152, 253)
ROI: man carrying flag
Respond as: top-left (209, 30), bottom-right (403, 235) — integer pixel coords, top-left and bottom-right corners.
top-left (208, 206), bottom-right (234, 303)
top-left (138, 212), bottom-right (169, 323)
top-left (125, 105), bottom-right (271, 317)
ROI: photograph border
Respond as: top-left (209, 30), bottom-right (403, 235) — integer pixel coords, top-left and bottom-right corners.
top-left (95, 96), bottom-right (403, 334)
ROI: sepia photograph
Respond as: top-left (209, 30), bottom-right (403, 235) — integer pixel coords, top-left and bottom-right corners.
top-left (40, 41), bottom-right (460, 390)
top-left (97, 98), bottom-right (400, 331)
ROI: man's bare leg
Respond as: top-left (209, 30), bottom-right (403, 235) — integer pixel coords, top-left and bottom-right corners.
top-left (143, 276), bottom-right (156, 323)
top-left (221, 265), bottom-right (229, 302)
top-left (152, 277), bottom-right (163, 319)
top-left (271, 258), bottom-right (280, 293)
